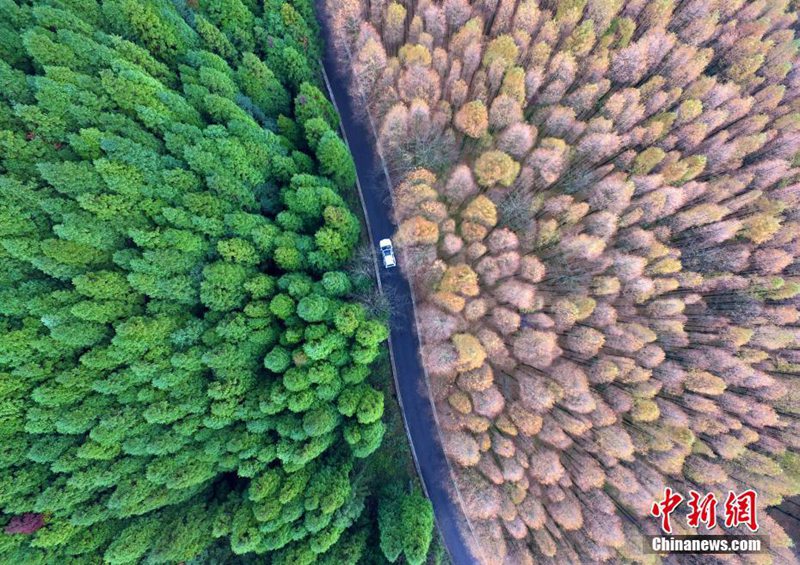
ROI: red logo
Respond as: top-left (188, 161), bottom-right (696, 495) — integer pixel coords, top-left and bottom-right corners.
top-left (687, 490), bottom-right (717, 530)
top-left (724, 490), bottom-right (759, 532)
top-left (651, 487), bottom-right (684, 534)
top-left (651, 488), bottom-right (759, 533)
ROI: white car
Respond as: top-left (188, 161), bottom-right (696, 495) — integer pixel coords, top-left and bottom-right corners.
top-left (379, 238), bottom-right (396, 268)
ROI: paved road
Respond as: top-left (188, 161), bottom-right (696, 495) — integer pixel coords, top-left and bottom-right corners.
top-left (317, 12), bottom-right (481, 565)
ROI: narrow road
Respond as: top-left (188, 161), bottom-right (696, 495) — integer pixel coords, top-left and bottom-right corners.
top-left (317, 11), bottom-right (481, 565)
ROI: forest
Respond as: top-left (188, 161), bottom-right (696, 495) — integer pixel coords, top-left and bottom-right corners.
top-left (326, 0), bottom-right (800, 562)
top-left (0, 0), bottom-right (435, 564)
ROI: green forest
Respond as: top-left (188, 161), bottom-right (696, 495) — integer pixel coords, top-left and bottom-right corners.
top-left (0, 1), bottom-right (434, 563)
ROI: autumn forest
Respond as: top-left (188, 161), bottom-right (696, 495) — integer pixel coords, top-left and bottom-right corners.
top-left (327, 0), bottom-right (800, 563)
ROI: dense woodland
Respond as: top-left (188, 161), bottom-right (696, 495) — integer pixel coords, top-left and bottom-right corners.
top-left (0, 1), bottom-right (435, 563)
top-left (327, 0), bottom-right (800, 562)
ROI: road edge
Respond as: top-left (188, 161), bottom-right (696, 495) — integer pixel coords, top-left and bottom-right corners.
top-left (317, 38), bottom-right (485, 565)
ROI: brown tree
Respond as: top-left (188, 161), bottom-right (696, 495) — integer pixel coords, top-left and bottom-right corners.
top-left (454, 100), bottom-right (489, 138)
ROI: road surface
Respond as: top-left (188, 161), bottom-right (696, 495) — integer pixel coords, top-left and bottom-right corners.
top-left (317, 11), bottom-right (481, 565)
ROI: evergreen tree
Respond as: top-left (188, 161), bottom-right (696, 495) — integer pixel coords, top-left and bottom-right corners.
top-left (0, 1), bottom-right (395, 562)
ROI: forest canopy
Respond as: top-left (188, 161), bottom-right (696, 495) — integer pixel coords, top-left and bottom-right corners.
top-left (327, 0), bottom-right (800, 562)
top-left (0, 1), bottom-right (435, 563)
